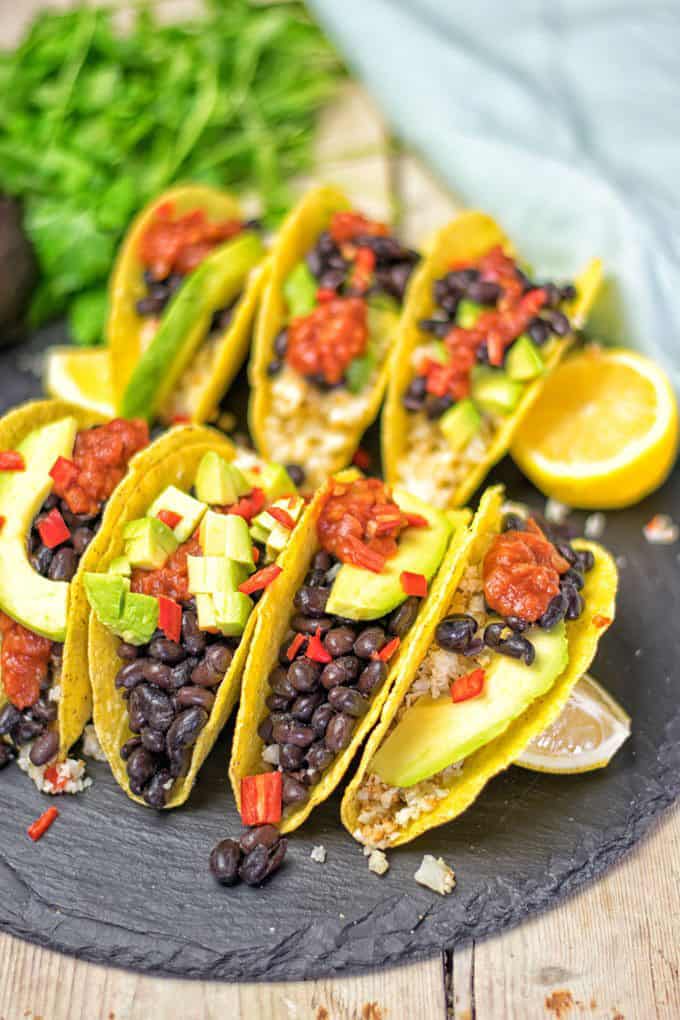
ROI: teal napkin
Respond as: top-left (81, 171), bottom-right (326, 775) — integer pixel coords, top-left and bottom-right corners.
top-left (310, 0), bottom-right (680, 392)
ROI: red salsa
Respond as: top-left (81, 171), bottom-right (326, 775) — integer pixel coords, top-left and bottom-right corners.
top-left (0, 612), bottom-right (52, 710)
top-left (286, 296), bottom-right (368, 386)
top-left (131, 534), bottom-right (201, 604)
top-left (317, 477), bottom-right (416, 573)
top-left (483, 519), bottom-right (569, 622)
top-left (139, 204), bottom-right (245, 281)
top-left (52, 419), bottom-right (149, 517)
top-left (329, 211), bottom-right (388, 245)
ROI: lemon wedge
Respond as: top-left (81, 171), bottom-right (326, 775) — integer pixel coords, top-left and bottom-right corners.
top-left (515, 674), bottom-right (630, 774)
top-left (45, 346), bottom-right (115, 417)
top-left (511, 347), bottom-right (678, 508)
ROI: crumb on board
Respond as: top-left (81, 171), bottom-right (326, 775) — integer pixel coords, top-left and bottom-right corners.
top-left (414, 854), bottom-right (455, 895)
top-left (643, 513), bottom-right (678, 544)
top-left (310, 845), bottom-right (327, 864)
top-left (584, 511), bottom-right (606, 539)
top-left (363, 845), bottom-right (389, 876)
top-left (545, 498), bottom-right (570, 524)
top-left (544, 989), bottom-right (574, 1018)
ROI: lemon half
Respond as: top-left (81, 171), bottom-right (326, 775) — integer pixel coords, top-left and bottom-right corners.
top-left (45, 346), bottom-right (115, 417)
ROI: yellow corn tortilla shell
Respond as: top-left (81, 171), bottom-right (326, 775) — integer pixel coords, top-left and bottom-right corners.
top-left (248, 185), bottom-right (404, 490)
top-left (341, 485), bottom-right (618, 847)
top-left (228, 467), bottom-right (471, 834)
top-left (382, 211), bottom-right (603, 507)
top-left (107, 184), bottom-right (265, 423)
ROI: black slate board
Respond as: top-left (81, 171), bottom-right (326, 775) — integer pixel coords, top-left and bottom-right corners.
top-left (0, 327), bottom-right (678, 982)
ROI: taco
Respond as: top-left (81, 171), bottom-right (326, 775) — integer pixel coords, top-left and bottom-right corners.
top-left (108, 184), bottom-right (267, 425)
top-left (229, 471), bottom-right (468, 833)
top-left (341, 485), bottom-right (617, 848)
top-left (0, 400), bottom-right (149, 788)
top-left (382, 212), bottom-right (603, 508)
top-left (83, 425), bottom-right (307, 809)
top-left (249, 186), bottom-right (421, 490)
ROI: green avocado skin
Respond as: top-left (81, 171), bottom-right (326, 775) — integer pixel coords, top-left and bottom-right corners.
top-left (0, 416), bottom-right (78, 641)
top-left (120, 230), bottom-right (264, 423)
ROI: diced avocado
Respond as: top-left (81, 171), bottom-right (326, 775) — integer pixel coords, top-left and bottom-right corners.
top-left (439, 398), bottom-right (482, 453)
top-left (108, 556), bottom-right (131, 578)
top-left (371, 623), bottom-right (569, 787)
top-left (124, 517), bottom-right (178, 570)
top-left (325, 489), bottom-right (451, 621)
top-left (117, 592), bottom-right (160, 646)
top-left (266, 522), bottom-right (291, 559)
top-left (196, 593), bottom-right (218, 632)
top-left (0, 416), bottom-right (78, 641)
top-left (199, 510), bottom-right (229, 555)
top-left (213, 591), bottom-right (253, 638)
top-left (506, 335), bottom-right (545, 381)
top-left (250, 522), bottom-right (270, 546)
top-left (84, 573), bottom-right (129, 628)
top-left (471, 366), bottom-right (523, 416)
top-left (428, 341), bottom-right (448, 365)
top-left (253, 497), bottom-right (303, 536)
top-left (346, 348), bottom-right (376, 395)
top-left (247, 462), bottom-right (297, 502)
top-left (148, 484), bottom-right (207, 543)
top-left (188, 555), bottom-right (248, 594)
top-left (224, 514), bottom-right (254, 568)
top-left (456, 299), bottom-right (483, 328)
top-left (284, 261), bottom-right (317, 317)
top-left (195, 452), bottom-right (248, 506)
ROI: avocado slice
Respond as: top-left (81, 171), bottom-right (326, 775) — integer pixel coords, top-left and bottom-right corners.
top-left (84, 573), bottom-right (130, 628)
top-left (506, 335), bottom-right (545, 381)
top-left (439, 398), bottom-right (482, 452)
top-left (284, 261), bottom-right (318, 317)
top-left (119, 230), bottom-right (264, 422)
top-left (471, 366), bottom-right (523, 416)
top-left (325, 490), bottom-right (451, 621)
top-left (371, 623), bottom-right (569, 788)
top-left (148, 484), bottom-right (207, 543)
top-left (0, 416), bottom-right (77, 641)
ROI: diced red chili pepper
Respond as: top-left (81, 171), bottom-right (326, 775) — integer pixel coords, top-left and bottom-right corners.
top-left (451, 668), bottom-right (485, 703)
top-left (592, 614), bottom-right (612, 628)
top-left (27, 806), bottom-right (59, 842)
top-left (0, 451), bottom-right (25, 471)
top-left (43, 764), bottom-right (68, 792)
top-left (487, 331), bottom-right (506, 367)
top-left (158, 595), bottom-right (182, 643)
top-left (38, 508), bottom-right (70, 549)
top-left (371, 636), bottom-right (401, 662)
top-left (238, 563), bottom-right (282, 595)
top-left (286, 632), bottom-right (306, 661)
top-left (0, 515), bottom-right (5, 533)
top-left (157, 509), bottom-right (183, 530)
top-left (241, 772), bottom-right (282, 825)
top-left (351, 447), bottom-right (371, 471)
top-left (351, 246), bottom-right (376, 293)
top-left (170, 414), bottom-right (191, 424)
top-left (229, 487), bottom-right (266, 522)
top-left (252, 545), bottom-right (260, 564)
top-left (400, 571), bottom-right (428, 597)
top-left (268, 506), bottom-right (296, 531)
top-left (306, 627), bottom-right (332, 664)
top-left (404, 512), bottom-right (429, 528)
top-left (49, 456), bottom-right (78, 489)
top-left (316, 287), bottom-right (336, 302)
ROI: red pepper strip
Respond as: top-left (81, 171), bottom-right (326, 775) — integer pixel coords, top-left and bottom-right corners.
top-left (286, 632), bottom-right (306, 661)
top-left (238, 563), bottom-right (282, 595)
top-left (593, 614), bottom-right (612, 628)
top-left (0, 450), bottom-right (25, 471)
top-left (27, 806), bottom-right (59, 842)
top-left (451, 668), bottom-right (485, 703)
top-left (400, 571), bottom-right (428, 597)
top-left (170, 414), bottom-right (191, 424)
top-left (252, 545), bottom-right (260, 564)
top-left (306, 627), bottom-right (332, 664)
top-left (351, 447), bottom-right (371, 471)
top-left (241, 772), bottom-right (282, 825)
top-left (229, 487), bottom-right (266, 523)
top-left (0, 515), bottom-right (5, 533)
top-left (316, 287), bottom-right (336, 302)
top-left (371, 636), bottom-right (401, 662)
top-left (344, 535), bottom-right (386, 573)
top-left (49, 456), bottom-right (78, 488)
top-left (404, 512), bottom-right (429, 528)
top-left (351, 246), bottom-right (376, 293)
top-left (158, 595), bottom-right (182, 643)
top-left (157, 509), bottom-right (182, 530)
top-left (38, 508), bottom-right (70, 549)
top-left (268, 506), bottom-right (296, 531)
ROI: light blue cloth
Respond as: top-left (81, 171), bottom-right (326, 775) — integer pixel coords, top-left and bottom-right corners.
top-left (310, 0), bottom-right (680, 392)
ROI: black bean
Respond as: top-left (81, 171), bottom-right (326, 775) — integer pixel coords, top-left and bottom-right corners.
top-left (281, 774), bottom-right (309, 807)
top-left (403, 382), bottom-right (427, 413)
top-left (544, 310), bottom-right (570, 336)
top-left (47, 547), bottom-right (77, 582)
top-left (0, 703), bottom-right (21, 736)
top-left (306, 741), bottom-right (334, 771)
top-left (140, 727), bottom-right (166, 754)
top-left (505, 615), bottom-right (529, 633)
top-left (436, 614), bottom-right (478, 652)
top-left (144, 768), bottom-right (173, 808)
top-left (30, 698), bottom-right (57, 724)
top-left (267, 359), bottom-right (283, 377)
top-left (497, 634), bottom-right (535, 665)
top-left (136, 295), bottom-right (165, 316)
top-left (127, 687), bottom-right (146, 733)
top-left (274, 328), bottom-right (289, 357)
top-left (385, 261), bottom-right (414, 300)
top-left (165, 659), bottom-right (196, 690)
top-left (312, 550), bottom-right (332, 572)
top-left (542, 283), bottom-right (562, 309)
top-left (449, 267), bottom-right (481, 291)
top-left (418, 317), bottom-right (451, 338)
top-left (29, 729), bottom-right (59, 766)
top-left (291, 613), bottom-right (332, 635)
top-left (300, 766), bottom-right (322, 787)
top-left (576, 549), bottom-right (595, 573)
top-left (31, 546), bottom-right (53, 575)
top-left (117, 642), bottom-right (139, 661)
top-left (120, 736), bottom-right (141, 760)
top-left (0, 744), bottom-right (15, 769)
top-left (310, 702), bottom-right (334, 738)
top-left (290, 692), bottom-right (323, 722)
top-left (264, 836), bottom-right (288, 880)
top-left (556, 541), bottom-right (578, 567)
top-left (71, 527), bottom-right (94, 555)
top-left (325, 713), bottom-right (355, 752)
top-left (191, 658), bottom-right (221, 688)
top-left (539, 593), bottom-right (567, 630)
top-left (565, 589), bottom-right (584, 621)
top-left (279, 632), bottom-right (297, 665)
top-left (181, 611), bottom-right (206, 655)
top-left (136, 684), bottom-right (175, 731)
top-left (322, 626), bottom-right (355, 658)
top-left (502, 512), bottom-right (526, 532)
top-left (424, 394), bottom-right (454, 420)
top-left (354, 626), bottom-right (386, 660)
top-left (257, 716), bottom-right (274, 744)
top-left (320, 655), bottom-right (360, 689)
top-left (166, 707), bottom-right (208, 757)
top-left (266, 692), bottom-right (292, 712)
top-left (319, 267), bottom-right (345, 291)
top-left (279, 742), bottom-right (305, 770)
top-left (149, 637), bottom-right (186, 664)
top-left (61, 507), bottom-right (98, 529)
top-left (388, 597), bottom-right (420, 638)
top-left (285, 463), bottom-right (306, 488)
top-left (305, 568), bottom-right (327, 588)
top-left (327, 686), bottom-right (368, 717)
top-left (126, 746), bottom-right (157, 789)
top-left (238, 844), bottom-right (269, 885)
top-left (210, 838), bottom-right (242, 885)
top-left (527, 317), bottom-right (551, 345)
top-left (271, 720), bottom-right (314, 748)
top-left (168, 749), bottom-right (189, 779)
top-left (467, 279), bottom-right (501, 304)
top-left (562, 568), bottom-right (584, 591)
top-left (288, 658), bottom-right (320, 692)
top-left (484, 622), bottom-right (506, 648)
top-left (293, 586), bottom-right (329, 618)
top-left (115, 660), bottom-right (148, 691)
top-left (14, 718), bottom-right (45, 744)
top-left (206, 643), bottom-right (234, 676)
top-left (357, 660), bottom-right (388, 697)
top-left (239, 824), bottom-right (280, 854)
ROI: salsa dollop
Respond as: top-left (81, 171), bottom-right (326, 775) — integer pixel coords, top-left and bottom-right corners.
top-left (53, 419), bottom-right (149, 517)
top-left (286, 296), bottom-right (368, 386)
top-left (139, 204), bottom-right (244, 281)
top-left (0, 612), bottom-right (52, 709)
top-left (483, 519), bottom-right (569, 622)
top-left (317, 477), bottom-right (413, 573)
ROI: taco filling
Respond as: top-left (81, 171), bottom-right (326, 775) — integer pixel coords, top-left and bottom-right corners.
top-left (351, 505), bottom-right (601, 847)
top-left (0, 416), bottom-right (148, 776)
top-left (398, 247), bottom-right (578, 506)
top-left (241, 476), bottom-right (450, 823)
top-left (84, 451), bottom-right (304, 808)
top-left (262, 210), bottom-right (419, 486)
